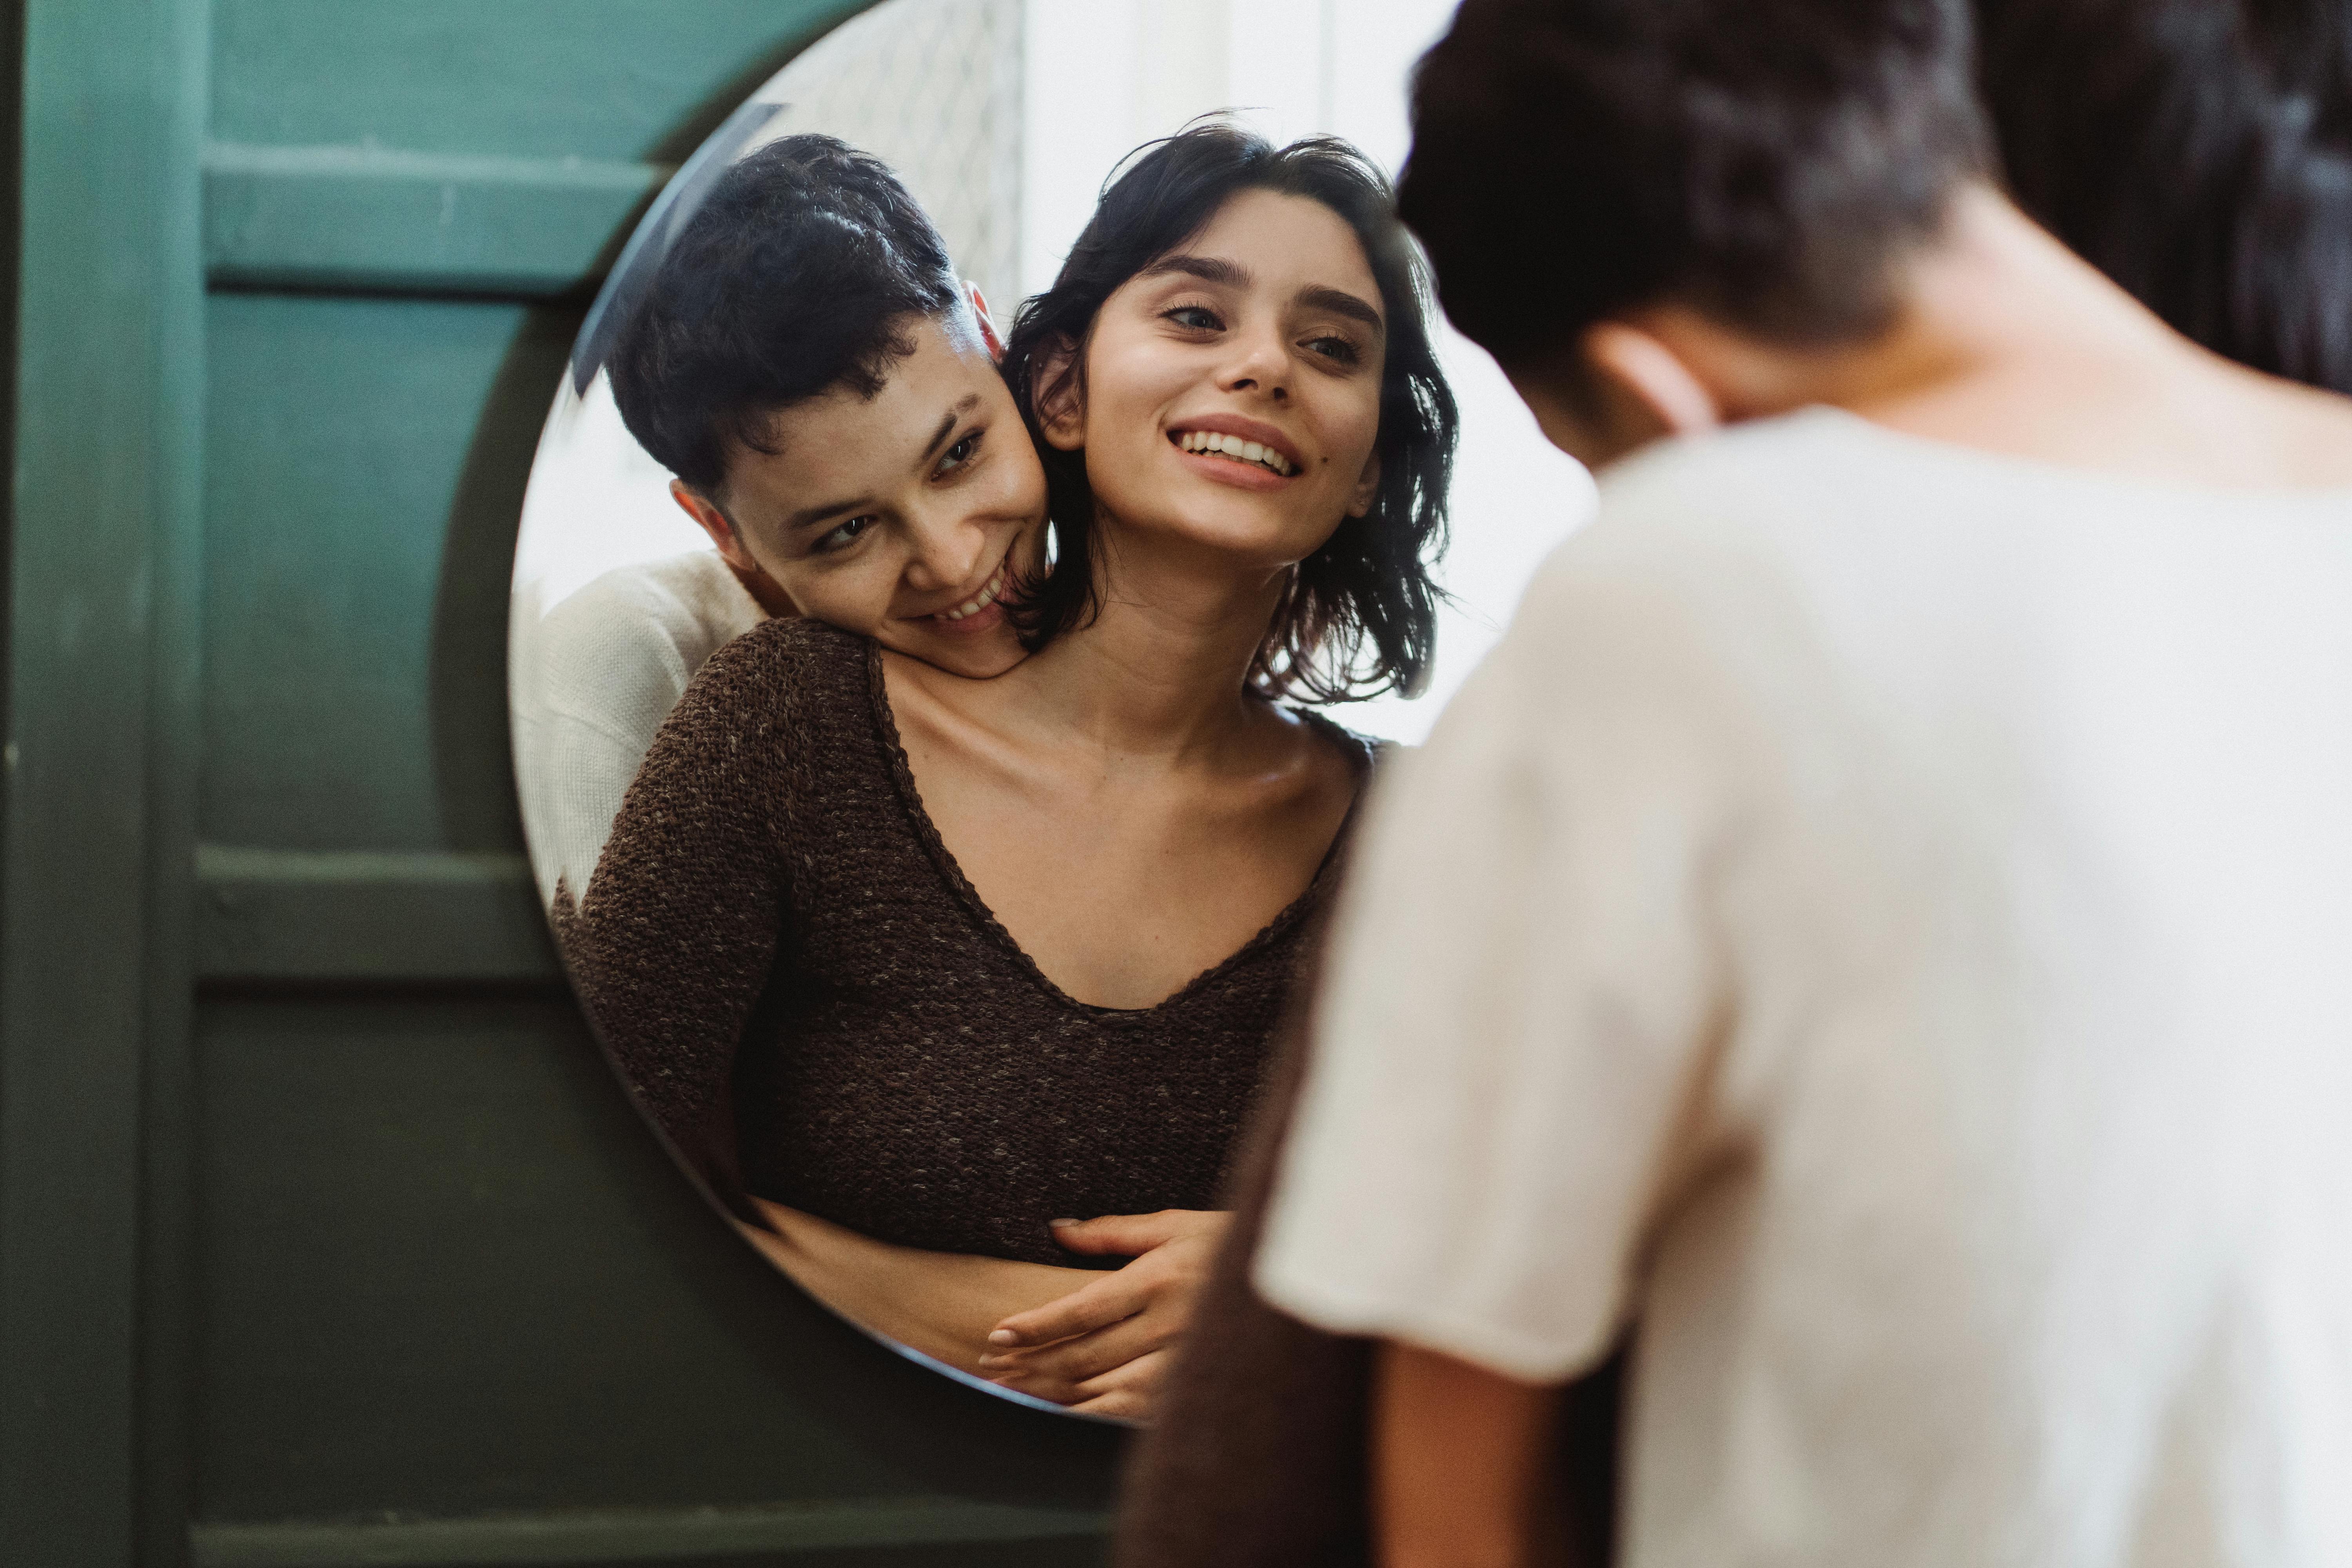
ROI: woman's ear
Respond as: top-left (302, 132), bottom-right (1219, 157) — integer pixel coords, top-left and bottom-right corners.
top-left (1031, 334), bottom-right (1087, 452)
top-left (1511, 321), bottom-right (1725, 468)
top-left (1347, 449), bottom-right (1383, 518)
top-left (671, 479), bottom-right (750, 566)
top-left (670, 480), bottom-right (796, 617)
top-left (965, 280), bottom-right (1006, 362)
top-left (1580, 321), bottom-right (1723, 443)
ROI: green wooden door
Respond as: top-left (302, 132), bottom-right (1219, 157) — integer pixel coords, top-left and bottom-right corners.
top-left (3, 4), bottom-right (1118, 1563)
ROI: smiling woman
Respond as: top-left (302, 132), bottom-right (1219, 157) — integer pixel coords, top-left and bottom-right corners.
top-left (1004, 131), bottom-right (1456, 706)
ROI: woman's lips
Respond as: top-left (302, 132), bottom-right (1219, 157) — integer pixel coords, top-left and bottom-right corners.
top-left (1172, 427), bottom-right (1299, 475)
top-left (1167, 421), bottom-right (1303, 493)
top-left (1173, 440), bottom-right (1296, 492)
top-left (925, 554), bottom-right (1012, 635)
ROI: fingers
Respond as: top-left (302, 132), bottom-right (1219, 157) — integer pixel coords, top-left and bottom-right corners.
top-left (993, 1345), bottom-right (1170, 1419)
top-left (991, 1210), bottom-right (1229, 1347)
top-left (988, 1269), bottom-right (1147, 1350)
top-left (1045, 1209), bottom-right (1194, 1258)
top-left (1067, 1348), bottom-right (1170, 1422)
top-left (987, 1366), bottom-right (1087, 1406)
top-left (978, 1310), bottom-right (1165, 1387)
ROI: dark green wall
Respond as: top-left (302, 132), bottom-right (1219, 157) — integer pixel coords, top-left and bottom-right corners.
top-left (3, 4), bottom-right (1123, 1564)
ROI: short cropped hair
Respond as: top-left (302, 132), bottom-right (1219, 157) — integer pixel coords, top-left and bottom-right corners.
top-left (609, 134), bottom-right (963, 497)
top-left (1399, 0), bottom-right (1992, 373)
top-left (1978, 0), bottom-right (2352, 394)
top-left (1002, 123), bottom-right (1458, 706)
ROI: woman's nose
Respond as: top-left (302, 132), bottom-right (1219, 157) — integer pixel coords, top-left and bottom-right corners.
top-left (1220, 325), bottom-right (1291, 400)
top-left (901, 511), bottom-right (991, 594)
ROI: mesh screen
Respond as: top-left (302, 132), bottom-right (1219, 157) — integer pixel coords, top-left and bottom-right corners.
top-left (746, 0), bottom-right (1025, 314)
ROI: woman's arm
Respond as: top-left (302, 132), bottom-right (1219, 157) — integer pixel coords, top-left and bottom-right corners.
top-left (740, 1200), bottom-right (1102, 1376)
top-left (748, 1201), bottom-right (1231, 1422)
top-left (554, 634), bottom-right (793, 1188)
top-left (1374, 1341), bottom-right (1568, 1568)
top-left (976, 1209), bottom-right (1230, 1419)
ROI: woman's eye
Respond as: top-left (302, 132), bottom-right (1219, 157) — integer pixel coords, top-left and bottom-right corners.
top-left (815, 515), bottom-right (877, 554)
top-left (1164, 304), bottom-right (1224, 332)
top-left (936, 430), bottom-right (983, 475)
top-left (1305, 334), bottom-right (1362, 366)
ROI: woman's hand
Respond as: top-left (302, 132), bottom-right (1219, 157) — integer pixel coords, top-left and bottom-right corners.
top-left (737, 1199), bottom-right (1098, 1377)
top-left (976, 1209), bottom-right (1231, 1421)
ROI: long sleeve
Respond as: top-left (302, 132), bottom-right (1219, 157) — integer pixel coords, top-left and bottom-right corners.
top-left (510, 550), bottom-right (763, 906)
top-left (551, 622), bottom-right (797, 1187)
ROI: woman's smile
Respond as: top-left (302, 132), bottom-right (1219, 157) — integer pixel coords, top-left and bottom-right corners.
top-left (1169, 414), bottom-right (1304, 490)
top-left (920, 548), bottom-right (1017, 633)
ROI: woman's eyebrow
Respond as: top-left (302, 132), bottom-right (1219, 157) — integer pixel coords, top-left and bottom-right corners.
top-left (1140, 254), bottom-right (1249, 288)
top-left (1144, 254), bottom-right (1383, 337)
top-left (916, 393), bottom-right (984, 470)
top-left (1298, 284), bottom-right (1385, 335)
top-left (784, 494), bottom-right (870, 532)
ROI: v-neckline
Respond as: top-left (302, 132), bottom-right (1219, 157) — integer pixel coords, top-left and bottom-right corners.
top-left (864, 640), bottom-right (1374, 1018)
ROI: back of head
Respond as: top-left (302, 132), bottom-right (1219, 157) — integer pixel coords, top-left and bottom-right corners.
top-left (610, 134), bottom-right (963, 498)
top-left (1399, 0), bottom-right (1991, 373)
top-left (1978, 0), bottom-right (2352, 394)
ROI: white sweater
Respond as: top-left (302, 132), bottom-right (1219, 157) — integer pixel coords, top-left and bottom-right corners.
top-left (510, 550), bottom-right (764, 905)
top-left (1260, 409), bottom-right (2352, 1568)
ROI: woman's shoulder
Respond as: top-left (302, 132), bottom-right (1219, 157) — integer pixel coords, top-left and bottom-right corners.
top-left (679, 616), bottom-right (869, 710)
top-left (1291, 708), bottom-right (1390, 778)
top-left (627, 618), bottom-right (878, 788)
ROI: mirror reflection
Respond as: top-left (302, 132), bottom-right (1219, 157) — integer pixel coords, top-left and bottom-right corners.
top-left (508, 0), bottom-right (1587, 1422)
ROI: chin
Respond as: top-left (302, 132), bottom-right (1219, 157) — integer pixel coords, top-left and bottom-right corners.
top-left (1150, 506), bottom-right (1341, 567)
top-left (933, 645), bottom-right (1026, 679)
top-left (887, 626), bottom-right (1026, 679)
top-left (1105, 475), bottom-right (1345, 564)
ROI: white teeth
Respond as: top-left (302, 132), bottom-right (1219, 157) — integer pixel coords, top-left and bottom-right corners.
top-left (1174, 430), bottom-right (1294, 475)
top-left (938, 560), bottom-right (1008, 621)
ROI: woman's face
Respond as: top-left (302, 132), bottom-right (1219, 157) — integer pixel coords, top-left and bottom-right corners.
top-left (673, 309), bottom-right (1047, 678)
top-left (1047, 189), bottom-right (1387, 575)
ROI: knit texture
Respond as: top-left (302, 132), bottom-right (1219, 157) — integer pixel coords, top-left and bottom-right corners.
top-left (554, 617), bottom-right (1369, 1265)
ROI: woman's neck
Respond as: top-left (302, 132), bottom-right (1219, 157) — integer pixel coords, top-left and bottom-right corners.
top-left (1822, 187), bottom-right (2352, 486)
top-left (998, 530), bottom-right (1291, 764)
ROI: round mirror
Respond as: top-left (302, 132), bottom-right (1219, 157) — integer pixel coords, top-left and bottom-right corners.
top-left (509, 0), bottom-right (1592, 1426)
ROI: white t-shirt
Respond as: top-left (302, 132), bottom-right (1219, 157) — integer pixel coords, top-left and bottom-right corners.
top-left (1257, 409), bottom-right (2352, 1568)
top-left (510, 550), bottom-right (765, 904)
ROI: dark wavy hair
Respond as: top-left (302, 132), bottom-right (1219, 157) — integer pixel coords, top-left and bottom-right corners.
top-left (1001, 122), bottom-right (1457, 705)
top-left (1977, 0), bottom-right (2352, 394)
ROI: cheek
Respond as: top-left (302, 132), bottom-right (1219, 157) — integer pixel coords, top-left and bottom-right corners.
top-left (1317, 388), bottom-right (1385, 486)
top-left (1074, 363), bottom-right (1167, 510)
top-left (773, 558), bottom-right (898, 633)
top-left (1078, 333), bottom-right (1181, 446)
top-left (994, 447), bottom-right (1051, 522)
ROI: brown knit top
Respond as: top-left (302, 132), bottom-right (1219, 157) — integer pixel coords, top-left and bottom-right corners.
top-left (553, 617), bottom-right (1372, 1266)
